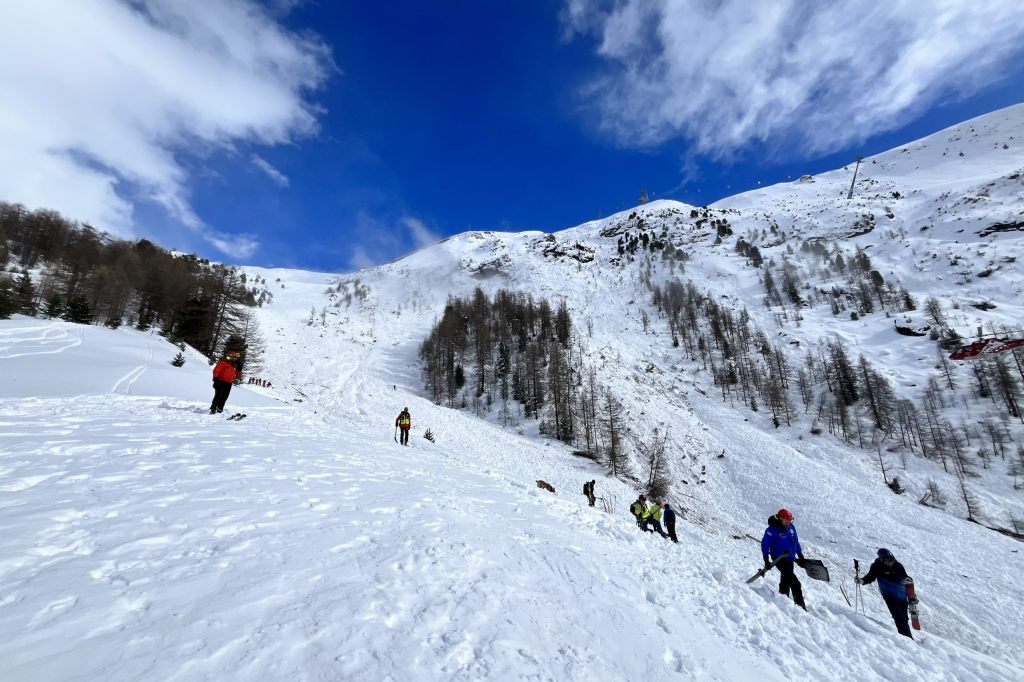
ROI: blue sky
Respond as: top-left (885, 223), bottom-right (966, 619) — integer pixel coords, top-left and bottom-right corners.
top-left (3, 1), bottom-right (1024, 271)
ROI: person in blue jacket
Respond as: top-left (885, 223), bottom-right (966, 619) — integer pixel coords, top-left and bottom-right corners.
top-left (761, 508), bottom-right (806, 610)
top-left (858, 548), bottom-right (913, 638)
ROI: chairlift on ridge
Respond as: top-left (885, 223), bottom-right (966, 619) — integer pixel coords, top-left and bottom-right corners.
top-left (948, 333), bottom-right (1024, 361)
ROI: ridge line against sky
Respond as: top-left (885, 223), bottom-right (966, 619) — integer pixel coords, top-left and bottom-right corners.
top-left (1, 0), bottom-right (1022, 270)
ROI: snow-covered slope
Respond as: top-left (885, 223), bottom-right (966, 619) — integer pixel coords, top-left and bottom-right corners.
top-left (2, 316), bottom-right (1023, 681)
top-left (0, 321), bottom-right (280, 405)
top-left (2, 104), bottom-right (1024, 681)
top-left (713, 103), bottom-right (1024, 311)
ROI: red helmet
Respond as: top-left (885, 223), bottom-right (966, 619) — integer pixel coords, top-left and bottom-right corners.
top-left (777, 508), bottom-right (794, 522)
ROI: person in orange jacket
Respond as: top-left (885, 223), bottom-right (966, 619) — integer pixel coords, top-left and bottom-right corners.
top-left (210, 350), bottom-right (242, 414)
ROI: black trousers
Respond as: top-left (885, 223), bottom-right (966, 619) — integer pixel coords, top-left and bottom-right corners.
top-left (666, 517), bottom-right (678, 542)
top-left (883, 595), bottom-right (913, 638)
top-left (399, 427), bottom-right (409, 445)
top-left (776, 560), bottom-right (805, 608)
top-left (211, 380), bottom-right (232, 413)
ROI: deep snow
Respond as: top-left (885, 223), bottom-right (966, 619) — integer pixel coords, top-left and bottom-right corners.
top-left (3, 104), bottom-right (1024, 681)
top-left (2, 316), bottom-right (1023, 681)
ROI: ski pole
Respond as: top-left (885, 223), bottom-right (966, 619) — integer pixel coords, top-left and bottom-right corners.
top-left (854, 559), bottom-right (860, 613)
top-left (854, 559), bottom-right (864, 615)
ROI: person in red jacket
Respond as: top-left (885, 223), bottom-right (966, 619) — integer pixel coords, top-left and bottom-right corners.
top-left (210, 351), bottom-right (242, 414)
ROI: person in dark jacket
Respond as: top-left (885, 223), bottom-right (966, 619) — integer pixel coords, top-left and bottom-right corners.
top-left (583, 480), bottom-right (596, 507)
top-left (858, 548), bottom-right (913, 638)
top-left (210, 351), bottom-right (241, 414)
top-left (761, 508), bottom-right (806, 610)
top-left (630, 495), bottom-right (647, 528)
top-left (395, 407), bottom-right (412, 445)
top-left (663, 503), bottom-right (678, 543)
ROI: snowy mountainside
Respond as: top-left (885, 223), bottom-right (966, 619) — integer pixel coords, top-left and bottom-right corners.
top-left (235, 105), bottom-right (1024, 674)
top-left (2, 104), bottom-right (1024, 680)
top-left (2, 314), bottom-right (1023, 681)
top-left (715, 102), bottom-right (1024, 241)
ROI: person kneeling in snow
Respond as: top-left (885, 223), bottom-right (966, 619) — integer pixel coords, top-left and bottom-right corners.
top-left (857, 548), bottom-right (913, 639)
top-left (641, 501), bottom-right (668, 537)
top-left (761, 508), bottom-right (806, 610)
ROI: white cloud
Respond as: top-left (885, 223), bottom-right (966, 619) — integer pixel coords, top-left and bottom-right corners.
top-left (251, 154), bottom-right (290, 187)
top-left (402, 216), bottom-right (441, 249)
top-left (347, 245), bottom-right (377, 271)
top-left (342, 213), bottom-right (439, 271)
top-left (564, 0), bottom-right (1024, 157)
top-left (0, 0), bottom-right (329, 257)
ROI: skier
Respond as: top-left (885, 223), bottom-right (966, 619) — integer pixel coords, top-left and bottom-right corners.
top-left (210, 351), bottom-right (241, 414)
top-left (761, 508), bottom-right (806, 610)
top-left (642, 501), bottom-right (668, 537)
top-left (663, 502), bottom-right (678, 543)
top-left (629, 494), bottom-right (647, 527)
top-left (857, 548), bottom-right (913, 638)
top-left (395, 407), bottom-right (412, 446)
top-left (583, 480), bottom-right (596, 507)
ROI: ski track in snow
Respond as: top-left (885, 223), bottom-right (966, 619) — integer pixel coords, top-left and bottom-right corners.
top-left (0, 321), bottom-right (83, 358)
top-left (111, 342), bottom-right (153, 396)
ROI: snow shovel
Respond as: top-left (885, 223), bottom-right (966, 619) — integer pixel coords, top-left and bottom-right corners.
top-left (799, 558), bottom-right (830, 582)
top-left (746, 552), bottom-right (788, 584)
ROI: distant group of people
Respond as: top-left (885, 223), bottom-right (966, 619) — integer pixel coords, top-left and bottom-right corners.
top-left (247, 377), bottom-right (273, 388)
top-left (629, 494), bottom-right (678, 542)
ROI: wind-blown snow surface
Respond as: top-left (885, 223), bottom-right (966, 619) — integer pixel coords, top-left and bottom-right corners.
top-left (3, 104), bottom-right (1024, 680)
top-left (2, 316), bottom-right (1022, 681)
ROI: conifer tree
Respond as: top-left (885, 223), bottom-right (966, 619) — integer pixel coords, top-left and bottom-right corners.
top-left (64, 295), bottom-right (93, 324)
top-left (43, 294), bottom-right (64, 319)
top-left (0, 277), bottom-right (17, 319)
top-left (14, 271), bottom-right (35, 315)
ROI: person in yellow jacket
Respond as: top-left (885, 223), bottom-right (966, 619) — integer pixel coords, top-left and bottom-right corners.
top-left (629, 494), bottom-right (647, 527)
top-left (641, 501), bottom-right (668, 537)
top-left (395, 407), bottom-right (412, 446)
